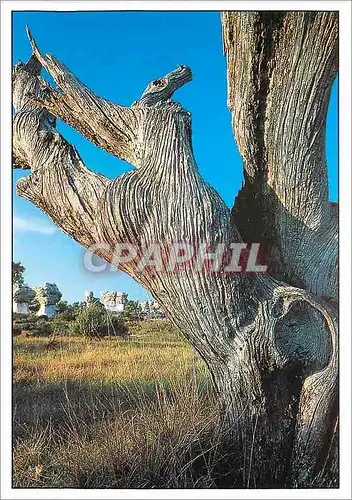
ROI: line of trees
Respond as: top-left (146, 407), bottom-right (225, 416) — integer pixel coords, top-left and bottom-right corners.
top-left (13, 300), bottom-right (129, 339)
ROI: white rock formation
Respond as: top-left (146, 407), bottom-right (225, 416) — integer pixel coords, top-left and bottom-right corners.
top-left (100, 291), bottom-right (128, 313)
top-left (150, 300), bottom-right (165, 318)
top-left (34, 283), bottom-right (62, 317)
top-left (140, 300), bottom-right (150, 314)
top-left (84, 290), bottom-right (95, 305)
top-left (13, 285), bottom-right (36, 314)
top-left (139, 300), bottom-right (165, 318)
top-left (150, 300), bottom-right (161, 312)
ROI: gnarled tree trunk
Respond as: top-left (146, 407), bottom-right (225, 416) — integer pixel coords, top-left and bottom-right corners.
top-left (13, 12), bottom-right (338, 488)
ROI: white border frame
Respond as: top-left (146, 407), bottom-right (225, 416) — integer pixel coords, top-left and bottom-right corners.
top-left (1, 1), bottom-right (351, 499)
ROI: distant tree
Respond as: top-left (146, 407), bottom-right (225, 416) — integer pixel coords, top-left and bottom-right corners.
top-left (12, 261), bottom-right (25, 287)
top-left (72, 301), bottom-right (84, 309)
top-left (28, 298), bottom-right (40, 313)
top-left (50, 315), bottom-right (70, 336)
top-left (122, 300), bottom-right (141, 320)
top-left (56, 300), bottom-right (69, 314)
top-left (12, 314), bottom-right (52, 337)
top-left (56, 300), bottom-right (83, 320)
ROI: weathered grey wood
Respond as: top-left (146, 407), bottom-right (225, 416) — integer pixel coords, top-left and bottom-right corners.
top-left (221, 13), bottom-right (339, 485)
top-left (12, 17), bottom-right (338, 488)
top-left (222, 12), bottom-right (338, 299)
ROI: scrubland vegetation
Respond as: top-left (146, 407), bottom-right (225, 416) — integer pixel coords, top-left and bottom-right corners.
top-left (13, 321), bottom-right (238, 488)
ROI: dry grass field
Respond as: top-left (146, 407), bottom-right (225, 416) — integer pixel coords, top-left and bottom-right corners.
top-left (13, 321), bottom-right (237, 488)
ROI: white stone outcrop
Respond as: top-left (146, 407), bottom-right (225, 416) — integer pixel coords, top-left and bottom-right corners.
top-left (100, 291), bottom-right (128, 313)
top-left (140, 300), bottom-right (150, 313)
top-left (139, 299), bottom-right (165, 318)
top-left (34, 283), bottom-right (62, 317)
top-left (13, 285), bottom-right (36, 314)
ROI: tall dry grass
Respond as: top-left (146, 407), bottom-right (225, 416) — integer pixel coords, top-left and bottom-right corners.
top-left (13, 321), bottom-right (238, 488)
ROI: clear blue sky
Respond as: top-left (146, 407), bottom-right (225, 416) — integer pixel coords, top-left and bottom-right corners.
top-left (12, 11), bottom-right (338, 304)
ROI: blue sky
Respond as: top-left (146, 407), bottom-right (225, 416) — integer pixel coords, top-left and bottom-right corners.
top-left (12, 11), bottom-right (338, 303)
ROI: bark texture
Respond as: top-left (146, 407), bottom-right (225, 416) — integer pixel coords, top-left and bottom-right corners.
top-left (222, 12), bottom-right (338, 298)
top-left (13, 14), bottom-right (338, 488)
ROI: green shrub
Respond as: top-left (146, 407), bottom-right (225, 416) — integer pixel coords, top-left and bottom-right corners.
top-left (71, 302), bottom-right (129, 338)
top-left (12, 314), bottom-right (52, 337)
top-left (50, 316), bottom-right (71, 336)
top-left (121, 300), bottom-right (141, 320)
top-left (12, 303), bottom-right (129, 339)
top-left (56, 300), bottom-right (83, 321)
top-left (105, 312), bottom-right (129, 338)
top-left (12, 325), bottom-right (22, 336)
